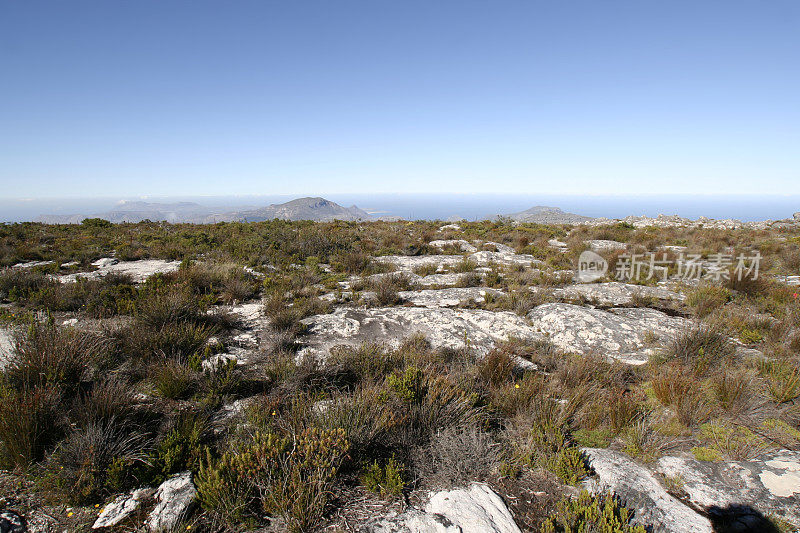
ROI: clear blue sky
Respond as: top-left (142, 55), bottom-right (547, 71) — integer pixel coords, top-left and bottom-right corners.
top-left (1, 0), bottom-right (798, 198)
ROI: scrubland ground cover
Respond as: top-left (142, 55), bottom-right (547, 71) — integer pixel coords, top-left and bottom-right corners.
top-left (0, 219), bottom-right (798, 531)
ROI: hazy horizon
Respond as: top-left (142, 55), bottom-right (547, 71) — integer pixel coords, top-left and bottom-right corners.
top-left (3, 193), bottom-right (799, 223)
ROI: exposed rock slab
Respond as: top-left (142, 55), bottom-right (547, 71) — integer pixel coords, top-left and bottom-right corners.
top-left (425, 483), bottom-right (521, 533)
top-left (146, 471), bottom-right (196, 532)
top-left (429, 240), bottom-right (478, 253)
top-left (58, 259), bottom-right (181, 283)
top-left (299, 306), bottom-right (542, 359)
top-left (656, 450), bottom-right (800, 527)
top-left (11, 260), bottom-right (55, 269)
top-left (376, 250), bottom-right (541, 272)
top-left (0, 327), bottom-right (13, 370)
top-left (93, 487), bottom-right (154, 529)
top-left (361, 483), bottom-right (520, 533)
top-left (375, 255), bottom-right (467, 272)
top-left (364, 271), bottom-right (472, 288)
top-left (417, 273), bottom-right (474, 287)
top-left (551, 282), bottom-right (685, 306)
top-left (585, 239), bottom-right (627, 252)
top-left (398, 287), bottom-right (504, 308)
top-left (528, 303), bottom-right (687, 364)
top-left (582, 448), bottom-right (713, 533)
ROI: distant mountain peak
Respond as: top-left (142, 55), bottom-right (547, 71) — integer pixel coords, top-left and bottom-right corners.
top-left (37, 197), bottom-right (373, 224)
top-left (502, 205), bottom-right (591, 224)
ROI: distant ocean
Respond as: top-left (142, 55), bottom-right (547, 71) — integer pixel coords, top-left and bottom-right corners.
top-left (1, 194), bottom-right (798, 223)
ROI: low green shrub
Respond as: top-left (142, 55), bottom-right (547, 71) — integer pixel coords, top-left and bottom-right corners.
top-left (360, 457), bottom-right (405, 496)
top-left (541, 490), bottom-right (646, 533)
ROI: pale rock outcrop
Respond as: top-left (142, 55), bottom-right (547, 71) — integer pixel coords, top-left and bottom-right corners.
top-left (469, 251), bottom-right (541, 267)
top-left (425, 483), bottom-right (521, 533)
top-left (397, 287), bottom-right (504, 308)
top-left (364, 271), bottom-right (473, 288)
top-left (429, 240), bottom-right (478, 253)
top-left (58, 259), bottom-right (181, 283)
top-left (582, 214), bottom-right (798, 230)
top-left (418, 273), bottom-right (475, 287)
top-left (551, 282), bottom-right (685, 306)
top-left (92, 487), bottom-right (154, 529)
top-left (0, 327), bottom-right (13, 370)
top-left (582, 448), bottom-right (713, 533)
top-left (528, 303), bottom-right (687, 364)
top-left (146, 472), bottom-right (196, 532)
top-left (11, 260), bottom-right (55, 269)
top-left (438, 224), bottom-right (462, 232)
top-left (375, 255), bottom-right (466, 272)
top-left (483, 242), bottom-right (516, 255)
top-left (585, 240), bottom-right (627, 252)
top-left (299, 307), bottom-right (543, 360)
top-left (376, 248), bottom-right (541, 272)
top-left (656, 450), bottom-right (800, 526)
top-left (361, 483), bottom-right (520, 533)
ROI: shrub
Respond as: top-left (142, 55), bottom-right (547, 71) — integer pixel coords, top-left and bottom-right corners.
top-left (662, 326), bottom-right (735, 375)
top-left (505, 397), bottom-right (588, 485)
top-left (622, 417), bottom-right (679, 462)
top-left (383, 366), bottom-right (425, 404)
top-left (327, 342), bottom-right (403, 385)
top-left (360, 457), bottom-right (405, 496)
top-left (5, 322), bottom-right (106, 393)
top-left (475, 349), bottom-right (517, 387)
top-left (710, 369), bottom-right (753, 414)
top-left (675, 388), bottom-right (713, 428)
top-left (74, 378), bottom-right (139, 426)
top-left (696, 421), bottom-right (769, 461)
top-left (314, 389), bottom-right (382, 459)
top-left (333, 251), bottom-right (371, 275)
top-left (40, 419), bottom-right (147, 504)
top-left (151, 360), bottom-right (197, 400)
top-left (135, 290), bottom-right (203, 329)
top-left (541, 490), bottom-right (646, 533)
top-left (0, 385), bottom-right (63, 469)
top-left (686, 285), bottom-right (731, 318)
top-left (758, 360), bottom-right (800, 403)
top-left (263, 293), bottom-right (327, 334)
top-left (413, 426), bottom-right (499, 487)
top-left (453, 258), bottom-right (477, 273)
top-left (202, 358), bottom-right (244, 400)
top-left (81, 218), bottom-right (112, 228)
top-left (651, 363), bottom-right (694, 406)
top-left (198, 428), bottom-right (348, 532)
top-left (607, 388), bottom-right (642, 433)
top-left (365, 273), bottom-right (412, 306)
top-left (0, 268), bottom-right (53, 301)
top-left (143, 411), bottom-right (209, 485)
top-left (124, 321), bottom-right (213, 362)
top-left (196, 447), bottom-right (255, 525)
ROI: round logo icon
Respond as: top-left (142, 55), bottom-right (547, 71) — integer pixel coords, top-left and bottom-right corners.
top-left (577, 250), bottom-right (608, 283)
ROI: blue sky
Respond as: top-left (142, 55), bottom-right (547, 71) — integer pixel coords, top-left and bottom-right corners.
top-left (1, 0), bottom-right (798, 198)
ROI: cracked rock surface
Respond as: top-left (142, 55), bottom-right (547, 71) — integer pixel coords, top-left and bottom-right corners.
top-left (299, 306), bottom-right (542, 359)
top-left (550, 281), bottom-right (685, 306)
top-left (528, 303), bottom-right (687, 364)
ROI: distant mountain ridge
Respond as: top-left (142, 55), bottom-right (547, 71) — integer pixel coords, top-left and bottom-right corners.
top-left (36, 197), bottom-right (372, 224)
top-left (213, 197), bottom-right (371, 222)
top-left (498, 205), bottom-right (593, 224)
